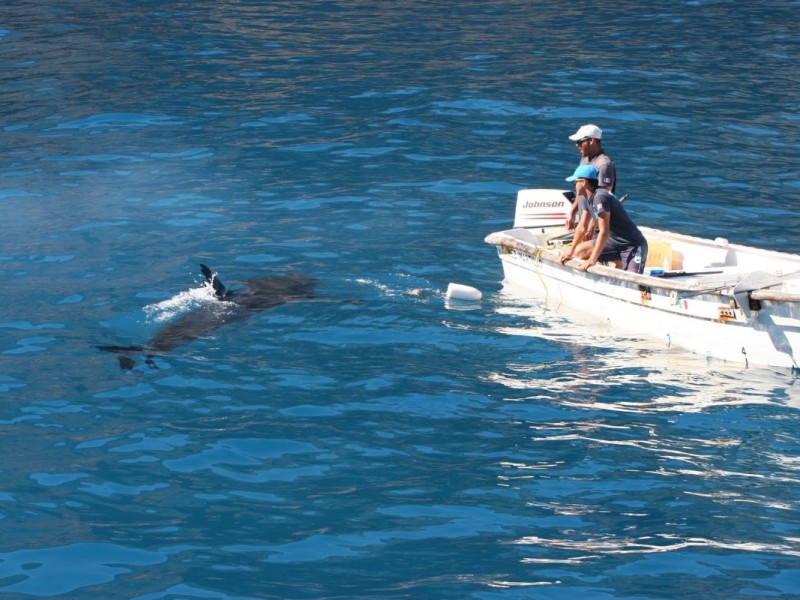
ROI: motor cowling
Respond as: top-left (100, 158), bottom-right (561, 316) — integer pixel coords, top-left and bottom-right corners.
top-left (513, 189), bottom-right (573, 229)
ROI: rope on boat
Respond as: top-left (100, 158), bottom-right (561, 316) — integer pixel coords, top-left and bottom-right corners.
top-left (534, 247), bottom-right (549, 308)
top-left (536, 242), bottom-right (572, 309)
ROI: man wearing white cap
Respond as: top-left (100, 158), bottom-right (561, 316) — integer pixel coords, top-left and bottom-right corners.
top-left (565, 124), bottom-right (616, 231)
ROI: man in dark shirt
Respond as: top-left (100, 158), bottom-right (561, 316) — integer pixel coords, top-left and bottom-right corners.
top-left (559, 164), bottom-right (647, 273)
top-left (565, 124), bottom-right (617, 233)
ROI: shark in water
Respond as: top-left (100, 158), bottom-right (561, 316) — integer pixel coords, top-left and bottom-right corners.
top-left (98, 264), bottom-right (317, 369)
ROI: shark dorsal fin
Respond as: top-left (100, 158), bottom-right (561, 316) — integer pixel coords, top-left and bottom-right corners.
top-left (200, 264), bottom-right (227, 299)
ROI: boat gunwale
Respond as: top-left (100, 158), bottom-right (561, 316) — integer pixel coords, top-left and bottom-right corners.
top-left (484, 227), bottom-right (800, 303)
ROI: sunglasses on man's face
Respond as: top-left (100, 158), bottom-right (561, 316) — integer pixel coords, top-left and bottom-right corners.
top-left (576, 137), bottom-right (592, 146)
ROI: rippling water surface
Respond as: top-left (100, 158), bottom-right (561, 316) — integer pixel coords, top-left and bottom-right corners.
top-left (2, 1), bottom-right (800, 598)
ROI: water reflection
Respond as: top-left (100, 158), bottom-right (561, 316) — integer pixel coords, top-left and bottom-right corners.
top-left (486, 290), bottom-right (800, 412)
top-left (515, 534), bottom-right (800, 560)
top-left (482, 289), bottom-right (800, 593)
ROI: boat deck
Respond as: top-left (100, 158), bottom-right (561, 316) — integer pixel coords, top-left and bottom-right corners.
top-left (486, 226), bottom-right (800, 301)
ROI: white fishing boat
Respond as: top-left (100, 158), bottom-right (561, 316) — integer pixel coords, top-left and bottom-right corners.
top-left (484, 188), bottom-right (800, 368)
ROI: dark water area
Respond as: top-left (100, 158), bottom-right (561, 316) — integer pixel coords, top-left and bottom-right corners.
top-left (1, 1), bottom-right (800, 598)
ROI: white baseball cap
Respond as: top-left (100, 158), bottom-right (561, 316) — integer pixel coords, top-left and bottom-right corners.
top-left (568, 124), bottom-right (603, 141)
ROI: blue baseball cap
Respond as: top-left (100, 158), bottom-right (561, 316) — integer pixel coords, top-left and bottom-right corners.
top-left (565, 164), bottom-right (599, 182)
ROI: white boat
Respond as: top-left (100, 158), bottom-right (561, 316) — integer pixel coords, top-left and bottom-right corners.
top-left (484, 188), bottom-right (800, 368)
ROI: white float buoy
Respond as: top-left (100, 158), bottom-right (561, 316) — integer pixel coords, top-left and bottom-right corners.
top-left (445, 282), bottom-right (482, 301)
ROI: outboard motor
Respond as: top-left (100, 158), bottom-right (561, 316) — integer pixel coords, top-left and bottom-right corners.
top-left (512, 189), bottom-right (574, 243)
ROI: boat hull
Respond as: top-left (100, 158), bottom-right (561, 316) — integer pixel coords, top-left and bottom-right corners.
top-left (486, 226), bottom-right (800, 369)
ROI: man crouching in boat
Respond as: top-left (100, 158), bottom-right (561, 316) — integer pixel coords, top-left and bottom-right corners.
top-left (559, 164), bottom-right (648, 273)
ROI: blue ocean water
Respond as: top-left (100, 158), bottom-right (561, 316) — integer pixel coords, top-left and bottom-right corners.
top-left (1, 1), bottom-right (800, 598)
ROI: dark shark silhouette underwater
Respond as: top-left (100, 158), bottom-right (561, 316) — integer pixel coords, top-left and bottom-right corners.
top-left (98, 264), bottom-right (317, 370)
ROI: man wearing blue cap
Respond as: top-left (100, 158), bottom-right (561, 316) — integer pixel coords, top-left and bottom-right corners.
top-left (559, 164), bottom-right (647, 273)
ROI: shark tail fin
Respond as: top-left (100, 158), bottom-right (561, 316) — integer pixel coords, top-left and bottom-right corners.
top-left (200, 264), bottom-right (227, 299)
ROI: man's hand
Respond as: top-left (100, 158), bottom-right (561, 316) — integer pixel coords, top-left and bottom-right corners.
top-left (565, 206), bottom-right (578, 231)
top-left (559, 252), bottom-right (573, 265)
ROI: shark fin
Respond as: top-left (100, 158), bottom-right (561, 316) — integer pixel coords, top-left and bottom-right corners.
top-left (200, 264), bottom-right (227, 299)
